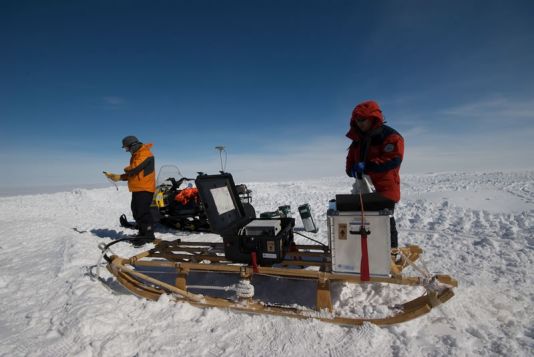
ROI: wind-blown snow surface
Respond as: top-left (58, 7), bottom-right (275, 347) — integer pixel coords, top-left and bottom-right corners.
top-left (0, 171), bottom-right (533, 356)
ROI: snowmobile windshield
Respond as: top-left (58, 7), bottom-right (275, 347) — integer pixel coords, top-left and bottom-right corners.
top-left (156, 165), bottom-right (183, 186)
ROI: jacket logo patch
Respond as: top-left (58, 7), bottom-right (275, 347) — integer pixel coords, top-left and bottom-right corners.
top-left (384, 144), bottom-right (395, 152)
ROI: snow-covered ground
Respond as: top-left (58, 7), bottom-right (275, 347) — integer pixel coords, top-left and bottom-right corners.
top-left (0, 171), bottom-right (533, 356)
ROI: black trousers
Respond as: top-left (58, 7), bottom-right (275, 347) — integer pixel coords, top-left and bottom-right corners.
top-left (390, 215), bottom-right (398, 249)
top-left (382, 197), bottom-right (398, 249)
top-left (131, 191), bottom-right (154, 226)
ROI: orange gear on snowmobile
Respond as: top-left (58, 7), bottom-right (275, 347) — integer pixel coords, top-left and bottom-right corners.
top-left (175, 187), bottom-right (199, 205)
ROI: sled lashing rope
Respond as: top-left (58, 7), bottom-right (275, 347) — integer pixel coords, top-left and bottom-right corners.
top-left (358, 191), bottom-right (370, 281)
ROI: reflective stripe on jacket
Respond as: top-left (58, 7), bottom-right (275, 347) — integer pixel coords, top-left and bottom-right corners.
top-left (123, 143), bottom-right (156, 193)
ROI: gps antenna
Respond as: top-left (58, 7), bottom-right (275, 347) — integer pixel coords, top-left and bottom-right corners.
top-left (215, 146), bottom-right (227, 172)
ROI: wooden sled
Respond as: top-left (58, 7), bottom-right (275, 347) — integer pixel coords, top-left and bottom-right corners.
top-left (102, 239), bottom-right (457, 326)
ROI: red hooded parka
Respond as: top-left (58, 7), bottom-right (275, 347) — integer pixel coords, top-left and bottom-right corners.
top-left (345, 100), bottom-right (404, 202)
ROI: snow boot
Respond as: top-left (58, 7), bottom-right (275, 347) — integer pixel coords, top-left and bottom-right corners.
top-left (131, 224), bottom-right (155, 247)
top-left (120, 214), bottom-right (139, 229)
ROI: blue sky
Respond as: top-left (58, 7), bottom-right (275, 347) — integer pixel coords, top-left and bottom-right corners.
top-left (1, 0), bottom-right (534, 189)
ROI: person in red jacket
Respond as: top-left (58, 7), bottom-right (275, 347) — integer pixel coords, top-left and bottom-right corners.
top-left (345, 100), bottom-right (404, 248)
top-left (105, 135), bottom-right (156, 246)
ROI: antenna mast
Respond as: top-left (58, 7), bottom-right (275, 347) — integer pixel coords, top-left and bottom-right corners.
top-left (215, 146), bottom-right (227, 172)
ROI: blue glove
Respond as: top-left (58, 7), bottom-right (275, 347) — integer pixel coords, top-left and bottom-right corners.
top-left (347, 162), bottom-right (366, 177)
top-left (354, 162), bottom-right (365, 174)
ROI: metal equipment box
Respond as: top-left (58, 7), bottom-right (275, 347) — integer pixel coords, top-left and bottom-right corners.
top-left (243, 220), bottom-right (282, 236)
top-left (328, 194), bottom-right (393, 277)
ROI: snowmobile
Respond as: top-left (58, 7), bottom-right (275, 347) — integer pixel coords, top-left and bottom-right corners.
top-left (120, 165), bottom-right (255, 232)
top-left (102, 172), bottom-right (457, 326)
top-left (154, 175), bottom-right (210, 231)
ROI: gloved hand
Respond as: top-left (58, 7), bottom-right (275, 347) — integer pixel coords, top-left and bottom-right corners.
top-left (349, 162), bottom-right (366, 177)
top-left (354, 162), bottom-right (366, 174)
top-left (104, 172), bottom-right (121, 182)
top-left (346, 162), bottom-right (366, 177)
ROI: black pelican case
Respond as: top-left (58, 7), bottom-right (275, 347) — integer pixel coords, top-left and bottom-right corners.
top-left (195, 173), bottom-right (295, 265)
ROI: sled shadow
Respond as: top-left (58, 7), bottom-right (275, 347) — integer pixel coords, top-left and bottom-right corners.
top-left (135, 265), bottom-right (318, 308)
top-left (97, 276), bottom-right (133, 296)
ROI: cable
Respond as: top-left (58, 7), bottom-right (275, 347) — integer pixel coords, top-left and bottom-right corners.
top-left (98, 237), bottom-right (140, 263)
top-left (92, 236), bottom-right (151, 294)
top-left (294, 231), bottom-right (327, 247)
top-left (103, 171), bottom-right (119, 191)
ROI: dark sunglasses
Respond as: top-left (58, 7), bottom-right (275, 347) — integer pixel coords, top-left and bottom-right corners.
top-left (356, 117), bottom-right (368, 123)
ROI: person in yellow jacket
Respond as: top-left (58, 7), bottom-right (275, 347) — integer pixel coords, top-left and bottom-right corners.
top-left (105, 136), bottom-right (156, 246)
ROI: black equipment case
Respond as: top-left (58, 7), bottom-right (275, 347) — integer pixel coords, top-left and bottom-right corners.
top-left (335, 193), bottom-right (395, 212)
top-left (195, 173), bottom-right (295, 265)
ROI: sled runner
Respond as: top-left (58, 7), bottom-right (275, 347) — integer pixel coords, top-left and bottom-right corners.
top-left (102, 172), bottom-right (457, 326)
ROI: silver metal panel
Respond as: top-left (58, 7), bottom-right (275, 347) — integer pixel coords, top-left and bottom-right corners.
top-left (328, 211), bottom-right (391, 276)
top-left (243, 220), bottom-right (282, 236)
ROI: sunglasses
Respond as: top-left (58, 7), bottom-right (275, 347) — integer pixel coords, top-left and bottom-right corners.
top-left (355, 117), bottom-right (369, 123)
top-left (123, 143), bottom-right (135, 151)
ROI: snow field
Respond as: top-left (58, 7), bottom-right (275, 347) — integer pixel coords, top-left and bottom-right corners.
top-left (0, 171), bottom-right (532, 356)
